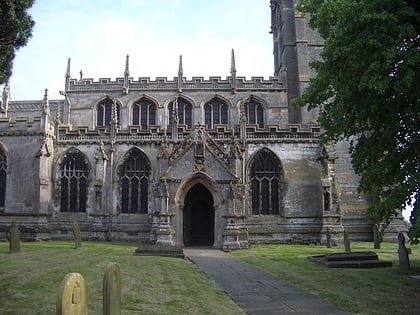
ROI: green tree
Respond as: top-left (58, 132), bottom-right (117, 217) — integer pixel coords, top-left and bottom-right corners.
top-left (294, 0), bottom-right (420, 243)
top-left (0, 0), bottom-right (35, 84)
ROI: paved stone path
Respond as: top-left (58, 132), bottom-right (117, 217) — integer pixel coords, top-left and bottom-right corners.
top-left (185, 248), bottom-right (350, 315)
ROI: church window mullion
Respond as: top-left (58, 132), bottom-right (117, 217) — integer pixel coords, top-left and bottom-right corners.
top-left (250, 149), bottom-right (283, 216)
top-left (140, 102), bottom-right (148, 130)
top-left (119, 149), bottom-right (150, 214)
top-left (205, 104), bottom-right (212, 128)
top-left (60, 152), bottom-right (89, 213)
top-left (213, 102), bottom-right (220, 125)
top-left (149, 104), bottom-right (156, 126)
top-left (133, 104), bottom-right (140, 125)
top-left (185, 104), bottom-right (192, 129)
top-left (257, 105), bottom-right (264, 128)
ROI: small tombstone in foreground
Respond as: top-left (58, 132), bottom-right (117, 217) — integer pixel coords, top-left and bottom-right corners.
top-left (103, 262), bottom-right (121, 315)
top-left (343, 230), bottom-right (351, 253)
top-left (9, 221), bottom-right (21, 253)
top-left (57, 272), bottom-right (88, 315)
top-left (73, 221), bottom-right (82, 249)
top-left (373, 223), bottom-right (381, 249)
top-left (326, 227), bottom-right (332, 248)
top-left (397, 232), bottom-right (410, 270)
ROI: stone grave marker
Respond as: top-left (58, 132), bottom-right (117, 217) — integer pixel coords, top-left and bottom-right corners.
top-left (373, 223), bottom-right (380, 249)
top-left (103, 262), bottom-right (121, 315)
top-left (397, 232), bottom-right (410, 270)
top-left (343, 230), bottom-right (351, 253)
top-left (9, 221), bottom-right (21, 253)
top-left (73, 221), bottom-right (82, 249)
top-left (57, 272), bottom-right (88, 315)
top-left (326, 227), bottom-right (332, 248)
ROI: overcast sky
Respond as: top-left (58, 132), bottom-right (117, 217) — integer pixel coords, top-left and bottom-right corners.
top-left (7, 0), bottom-right (274, 100)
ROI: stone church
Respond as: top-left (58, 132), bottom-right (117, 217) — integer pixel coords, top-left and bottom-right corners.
top-left (0, 1), bottom-right (402, 249)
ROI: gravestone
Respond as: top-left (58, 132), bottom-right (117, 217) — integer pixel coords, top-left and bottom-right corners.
top-left (73, 221), bottom-right (82, 249)
top-left (9, 221), bottom-right (21, 253)
top-left (326, 227), bottom-right (332, 248)
top-left (373, 224), bottom-right (381, 249)
top-left (103, 263), bottom-right (121, 315)
top-left (343, 230), bottom-right (351, 253)
top-left (397, 232), bottom-right (410, 270)
top-left (57, 272), bottom-right (88, 315)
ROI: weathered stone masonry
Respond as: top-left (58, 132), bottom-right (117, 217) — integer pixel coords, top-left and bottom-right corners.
top-left (0, 1), bottom-right (404, 248)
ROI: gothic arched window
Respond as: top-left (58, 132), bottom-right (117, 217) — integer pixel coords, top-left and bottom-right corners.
top-left (132, 98), bottom-right (156, 130)
top-left (60, 150), bottom-right (89, 212)
top-left (0, 148), bottom-right (7, 208)
top-left (168, 98), bottom-right (193, 129)
top-left (97, 98), bottom-right (120, 127)
top-left (119, 148), bottom-right (151, 214)
top-left (250, 149), bottom-right (283, 215)
top-left (245, 99), bottom-right (264, 128)
top-left (204, 97), bottom-right (228, 129)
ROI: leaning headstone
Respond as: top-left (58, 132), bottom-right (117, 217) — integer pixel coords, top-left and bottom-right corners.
top-left (397, 232), bottom-right (410, 270)
top-left (373, 223), bottom-right (381, 249)
top-left (103, 262), bottom-right (121, 315)
top-left (9, 221), bottom-right (21, 253)
top-left (73, 221), bottom-right (82, 249)
top-left (343, 230), bottom-right (351, 253)
top-left (57, 272), bottom-right (88, 315)
top-left (326, 227), bottom-right (332, 248)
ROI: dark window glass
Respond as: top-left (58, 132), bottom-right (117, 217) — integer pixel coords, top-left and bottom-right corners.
top-left (133, 104), bottom-right (140, 125)
top-left (245, 99), bottom-right (264, 128)
top-left (140, 102), bottom-right (148, 130)
top-left (204, 98), bottom-right (228, 129)
top-left (204, 104), bottom-right (212, 128)
top-left (250, 149), bottom-right (282, 215)
top-left (60, 151), bottom-right (89, 212)
top-left (168, 98), bottom-right (193, 129)
top-left (120, 149), bottom-right (150, 214)
top-left (257, 105), bottom-right (264, 128)
top-left (97, 98), bottom-right (120, 126)
top-left (133, 98), bottom-right (156, 130)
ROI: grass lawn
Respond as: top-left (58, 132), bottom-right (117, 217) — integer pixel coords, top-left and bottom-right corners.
top-left (231, 242), bottom-right (420, 315)
top-left (0, 241), bottom-right (245, 315)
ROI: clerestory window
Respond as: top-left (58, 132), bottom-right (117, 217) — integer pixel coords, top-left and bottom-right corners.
top-left (250, 148), bottom-right (283, 215)
top-left (0, 148), bottom-right (7, 208)
top-left (245, 99), bottom-right (264, 128)
top-left (60, 150), bottom-right (89, 212)
top-left (97, 98), bottom-right (120, 127)
top-left (132, 98), bottom-right (156, 130)
top-left (204, 97), bottom-right (228, 129)
top-left (119, 148), bottom-right (151, 214)
top-left (168, 98), bottom-right (193, 129)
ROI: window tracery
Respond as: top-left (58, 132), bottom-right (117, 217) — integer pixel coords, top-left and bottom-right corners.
top-left (250, 148), bottom-right (283, 215)
top-left (204, 97), bottom-right (228, 129)
top-left (97, 98), bottom-right (120, 127)
top-left (132, 98), bottom-right (156, 130)
top-left (119, 148), bottom-right (151, 214)
top-left (168, 98), bottom-right (193, 128)
top-left (245, 99), bottom-right (264, 128)
top-left (60, 150), bottom-right (89, 212)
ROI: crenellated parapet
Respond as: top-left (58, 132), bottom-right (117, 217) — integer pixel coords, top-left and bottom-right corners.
top-left (66, 76), bottom-right (285, 93)
top-left (0, 100), bottom-right (62, 134)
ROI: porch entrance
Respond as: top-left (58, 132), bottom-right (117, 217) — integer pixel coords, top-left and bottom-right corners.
top-left (183, 183), bottom-right (214, 246)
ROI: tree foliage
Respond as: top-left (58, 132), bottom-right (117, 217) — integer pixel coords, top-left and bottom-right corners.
top-left (0, 0), bottom-right (35, 84)
top-left (295, 0), bottom-right (420, 243)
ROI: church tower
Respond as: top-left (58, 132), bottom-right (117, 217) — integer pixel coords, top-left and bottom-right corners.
top-left (270, 0), bottom-right (323, 126)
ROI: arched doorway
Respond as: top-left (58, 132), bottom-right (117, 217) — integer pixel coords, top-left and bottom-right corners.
top-left (183, 183), bottom-right (214, 246)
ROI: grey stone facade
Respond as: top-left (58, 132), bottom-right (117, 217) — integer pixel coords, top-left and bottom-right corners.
top-left (0, 1), bottom-right (403, 248)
